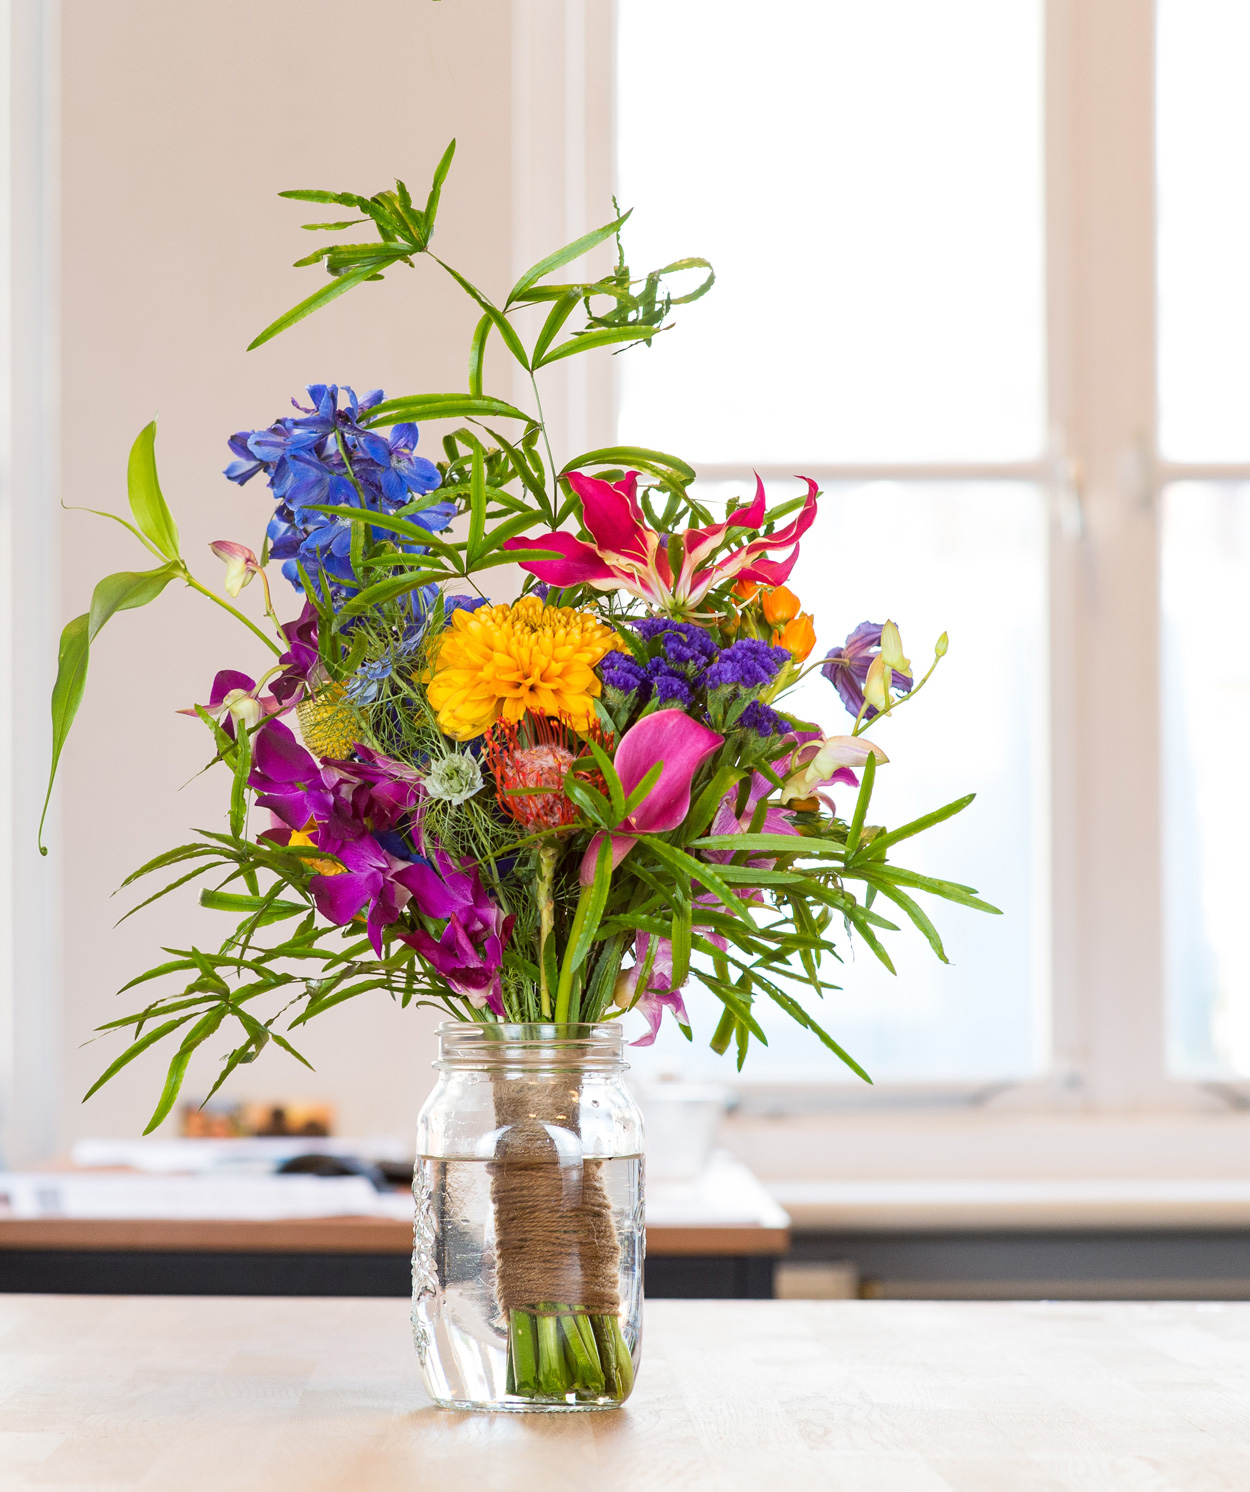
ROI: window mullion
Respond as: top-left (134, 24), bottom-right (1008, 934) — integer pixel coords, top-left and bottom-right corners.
top-left (1039, 0), bottom-right (1175, 1110)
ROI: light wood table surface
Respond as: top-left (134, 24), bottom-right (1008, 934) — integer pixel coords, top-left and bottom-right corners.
top-left (2, 1298), bottom-right (1250, 1489)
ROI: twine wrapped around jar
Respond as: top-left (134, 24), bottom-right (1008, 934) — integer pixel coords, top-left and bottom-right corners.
top-left (488, 1075), bottom-right (622, 1316)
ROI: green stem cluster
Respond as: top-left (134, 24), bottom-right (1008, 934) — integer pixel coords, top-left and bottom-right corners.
top-left (506, 1307), bottom-right (634, 1404)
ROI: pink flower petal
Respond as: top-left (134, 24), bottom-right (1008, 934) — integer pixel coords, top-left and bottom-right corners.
top-left (502, 530), bottom-right (619, 585)
top-left (614, 709), bottom-right (724, 833)
top-left (566, 471), bottom-right (652, 563)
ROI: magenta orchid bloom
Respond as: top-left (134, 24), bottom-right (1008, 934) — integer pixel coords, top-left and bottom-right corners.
top-left (579, 709), bottom-right (724, 883)
top-left (309, 833), bottom-right (434, 958)
top-left (247, 720), bottom-right (335, 829)
top-left (396, 850), bottom-right (513, 1015)
top-left (503, 470), bottom-right (819, 616)
top-left (178, 668), bottom-right (282, 740)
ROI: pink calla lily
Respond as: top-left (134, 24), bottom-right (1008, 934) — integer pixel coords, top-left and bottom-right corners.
top-left (579, 708), bottom-right (724, 882)
top-left (504, 470), bottom-right (819, 616)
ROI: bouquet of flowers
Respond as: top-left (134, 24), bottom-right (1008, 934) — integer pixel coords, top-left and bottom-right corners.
top-left (46, 141), bottom-right (997, 1406)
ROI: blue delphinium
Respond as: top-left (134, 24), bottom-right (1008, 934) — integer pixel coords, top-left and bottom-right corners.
top-left (224, 384), bottom-right (455, 605)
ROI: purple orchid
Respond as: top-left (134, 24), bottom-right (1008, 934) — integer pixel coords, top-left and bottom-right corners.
top-left (315, 747), bottom-right (426, 861)
top-left (309, 832), bottom-right (432, 957)
top-left (579, 709), bottom-right (724, 882)
top-left (247, 720), bottom-right (335, 830)
top-left (821, 621), bottom-right (915, 721)
top-left (396, 849), bottom-right (513, 1014)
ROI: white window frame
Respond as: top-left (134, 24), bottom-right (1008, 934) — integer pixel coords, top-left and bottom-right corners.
top-left (512, 0), bottom-right (1247, 1130)
top-left (0, 0), bottom-right (60, 1168)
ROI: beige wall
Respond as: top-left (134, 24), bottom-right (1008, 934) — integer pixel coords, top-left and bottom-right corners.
top-left (56, 0), bottom-right (516, 1146)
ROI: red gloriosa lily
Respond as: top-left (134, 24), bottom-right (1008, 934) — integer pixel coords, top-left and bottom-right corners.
top-left (503, 470), bottom-right (819, 616)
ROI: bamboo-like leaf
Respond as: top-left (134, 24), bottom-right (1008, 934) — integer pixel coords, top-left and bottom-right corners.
top-left (765, 989), bottom-right (872, 1083)
top-left (468, 313), bottom-right (491, 397)
top-left (850, 794), bottom-right (976, 862)
top-left (533, 323), bottom-right (665, 368)
top-left (127, 422), bottom-right (181, 560)
top-left (643, 837), bottom-right (754, 925)
top-left (422, 138), bottom-right (456, 242)
top-left (559, 445), bottom-right (696, 485)
top-left (506, 211), bottom-right (630, 306)
top-left (571, 837), bottom-right (614, 974)
top-left (361, 393), bottom-right (536, 427)
top-left (144, 1007), bottom-right (228, 1133)
top-left (88, 562), bottom-right (181, 642)
top-left (854, 872), bottom-right (949, 962)
top-left (846, 750), bottom-right (876, 853)
top-left (858, 863), bottom-right (1002, 914)
top-left (466, 447), bottom-right (487, 565)
top-left (82, 1014), bottom-right (198, 1102)
top-left (531, 289), bottom-right (582, 365)
top-left (430, 255), bottom-right (531, 370)
top-left (247, 259), bottom-right (391, 351)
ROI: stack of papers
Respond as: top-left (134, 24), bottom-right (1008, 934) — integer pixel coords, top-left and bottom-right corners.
top-left (0, 1172), bottom-right (414, 1221)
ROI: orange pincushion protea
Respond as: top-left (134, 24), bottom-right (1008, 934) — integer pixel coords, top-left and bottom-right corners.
top-left (484, 715), bottom-right (579, 830)
top-left (484, 714), bottom-right (614, 832)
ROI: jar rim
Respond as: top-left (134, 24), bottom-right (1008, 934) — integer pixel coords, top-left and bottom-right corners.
top-left (434, 1021), bottom-right (627, 1071)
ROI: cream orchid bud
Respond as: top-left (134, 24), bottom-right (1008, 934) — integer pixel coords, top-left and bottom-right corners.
top-left (879, 619), bottom-right (912, 679)
top-left (221, 688), bottom-right (262, 728)
top-left (209, 540), bottom-right (260, 598)
top-left (863, 654), bottom-right (892, 714)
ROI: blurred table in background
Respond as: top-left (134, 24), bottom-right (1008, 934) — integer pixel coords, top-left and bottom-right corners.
top-left (0, 1150), bottom-right (789, 1298)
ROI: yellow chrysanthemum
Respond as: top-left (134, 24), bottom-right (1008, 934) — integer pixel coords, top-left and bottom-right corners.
top-left (425, 595), bottom-right (621, 740)
top-left (296, 682), bottom-right (360, 760)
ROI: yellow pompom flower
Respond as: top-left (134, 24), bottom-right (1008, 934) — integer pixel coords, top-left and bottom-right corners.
top-left (426, 595), bottom-right (621, 740)
top-left (296, 682), bottom-right (360, 760)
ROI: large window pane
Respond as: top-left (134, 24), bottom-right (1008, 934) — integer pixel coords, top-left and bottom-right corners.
top-left (1157, 1), bottom-right (1250, 460)
top-left (616, 1), bottom-right (1045, 464)
top-left (1162, 483), bottom-right (1250, 1074)
top-left (625, 483), bottom-right (1049, 1084)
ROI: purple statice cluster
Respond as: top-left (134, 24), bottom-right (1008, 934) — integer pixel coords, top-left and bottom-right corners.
top-left (224, 384), bottom-right (455, 606)
top-left (599, 621), bottom-right (791, 736)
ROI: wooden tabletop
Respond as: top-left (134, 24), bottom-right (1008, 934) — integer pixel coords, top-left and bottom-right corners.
top-left (2, 1296), bottom-right (1248, 1490)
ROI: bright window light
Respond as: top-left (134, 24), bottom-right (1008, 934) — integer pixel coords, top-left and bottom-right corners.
top-left (616, 0), bottom-right (1045, 465)
top-left (1157, 1), bottom-right (1250, 460)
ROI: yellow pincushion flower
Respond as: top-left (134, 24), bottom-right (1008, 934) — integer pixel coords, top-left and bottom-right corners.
top-left (296, 682), bottom-right (361, 760)
top-left (426, 595), bottom-right (621, 740)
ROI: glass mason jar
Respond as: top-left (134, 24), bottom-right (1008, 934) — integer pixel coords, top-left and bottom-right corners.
top-left (412, 1022), bottom-right (644, 1411)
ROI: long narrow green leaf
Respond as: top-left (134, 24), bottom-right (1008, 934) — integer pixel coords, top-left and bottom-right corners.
top-left (643, 837), bottom-right (754, 925)
top-left (534, 323), bottom-right (664, 368)
top-left (466, 447), bottom-right (487, 565)
top-left (230, 720), bottom-right (253, 840)
top-left (247, 259), bottom-right (392, 351)
top-left (559, 445), bottom-right (696, 485)
top-left (851, 794), bottom-right (976, 862)
top-left (430, 255), bottom-right (531, 370)
top-left (854, 872), bottom-right (949, 962)
top-left (846, 750), bottom-right (876, 853)
top-left (506, 211), bottom-right (629, 306)
top-left (144, 1008), bottom-right (228, 1133)
top-left (468, 313), bottom-right (491, 397)
top-left (82, 1014), bottom-right (198, 1102)
top-left (361, 393), bottom-right (536, 427)
top-left (571, 837), bottom-right (614, 973)
top-left (422, 138), bottom-right (457, 241)
top-left (765, 989), bottom-right (872, 1083)
top-left (87, 563), bottom-right (183, 642)
top-left (531, 289), bottom-right (581, 365)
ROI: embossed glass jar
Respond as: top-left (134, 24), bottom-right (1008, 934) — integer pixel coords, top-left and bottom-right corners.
top-left (412, 1022), bottom-right (644, 1411)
